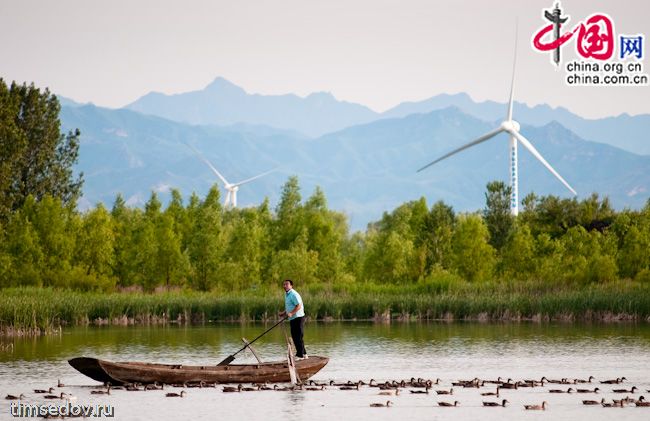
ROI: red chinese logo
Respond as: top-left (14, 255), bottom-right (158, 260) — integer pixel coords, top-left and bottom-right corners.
top-left (533, 7), bottom-right (615, 63)
top-left (576, 14), bottom-right (614, 60)
top-left (532, 24), bottom-right (575, 52)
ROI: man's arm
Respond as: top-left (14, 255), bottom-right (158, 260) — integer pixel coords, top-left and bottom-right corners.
top-left (287, 303), bottom-right (301, 318)
top-left (278, 303), bottom-right (301, 318)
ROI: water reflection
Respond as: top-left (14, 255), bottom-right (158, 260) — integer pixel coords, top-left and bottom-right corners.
top-left (3, 322), bottom-right (649, 364)
top-left (1, 322), bottom-right (650, 421)
top-left (282, 390), bottom-right (306, 419)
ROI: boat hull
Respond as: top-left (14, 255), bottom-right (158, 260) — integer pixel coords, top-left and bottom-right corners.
top-left (69, 356), bottom-right (329, 385)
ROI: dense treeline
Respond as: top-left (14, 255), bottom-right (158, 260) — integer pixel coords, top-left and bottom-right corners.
top-left (1, 177), bottom-right (649, 293)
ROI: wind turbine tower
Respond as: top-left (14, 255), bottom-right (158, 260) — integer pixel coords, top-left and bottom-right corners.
top-left (417, 35), bottom-right (577, 215)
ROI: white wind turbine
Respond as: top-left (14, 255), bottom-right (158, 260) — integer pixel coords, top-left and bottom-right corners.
top-left (188, 145), bottom-right (275, 208)
top-left (417, 36), bottom-right (577, 215)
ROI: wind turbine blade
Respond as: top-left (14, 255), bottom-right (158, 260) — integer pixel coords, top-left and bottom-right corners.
top-left (511, 130), bottom-right (577, 196)
top-left (417, 127), bottom-right (505, 173)
top-left (232, 168), bottom-right (277, 187)
top-left (507, 23), bottom-right (519, 121)
top-left (185, 143), bottom-right (230, 186)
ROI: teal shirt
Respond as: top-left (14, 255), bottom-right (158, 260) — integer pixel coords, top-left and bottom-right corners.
top-left (285, 289), bottom-right (305, 320)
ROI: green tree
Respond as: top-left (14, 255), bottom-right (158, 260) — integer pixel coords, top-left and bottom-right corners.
top-left (274, 176), bottom-right (303, 250)
top-left (559, 226), bottom-right (618, 284)
top-left (365, 230), bottom-right (416, 283)
top-left (128, 192), bottom-right (165, 289)
top-left (527, 195), bottom-right (580, 238)
top-left (256, 198), bottom-right (274, 282)
top-left (131, 216), bottom-right (158, 290)
top-left (341, 231), bottom-right (365, 282)
top-left (578, 193), bottom-right (615, 231)
top-left (221, 208), bottom-right (268, 290)
top-left (0, 79), bottom-right (83, 221)
top-left (155, 213), bottom-right (189, 290)
top-left (110, 195), bottom-right (139, 287)
top-left (166, 189), bottom-right (190, 244)
top-left (144, 191), bottom-right (162, 219)
top-left (534, 232), bottom-right (565, 284)
top-left (0, 222), bottom-right (11, 285)
top-left (27, 195), bottom-right (77, 286)
top-left (270, 228), bottom-right (319, 284)
top-left (76, 204), bottom-right (114, 277)
top-left (499, 223), bottom-right (537, 279)
top-left (362, 200), bottom-right (429, 283)
top-left (618, 225), bottom-right (650, 279)
top-left (111, 194), bottom-right (126, 219)
top-left (188, 186), bottom-right (224, 291)
top-left (450, 214), bottom-right (495, 282)
top-left (420, 200), bottom-right (455, 271)
top-left (2, 206), bottom-right (44, 286)
top-left (303, 187), bottom-right (346, 283)
top-left (483, 181), bottom-right (513, 250)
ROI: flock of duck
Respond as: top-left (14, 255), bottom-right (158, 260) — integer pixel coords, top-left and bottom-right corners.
top-left (291, 376), bottom-right (650, 409)
top-left (4, 380), bottom-right (80, 403)
top-left (5, 375), bottom-right (649, 411)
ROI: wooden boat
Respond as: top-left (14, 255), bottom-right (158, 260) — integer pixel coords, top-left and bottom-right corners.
top-left (69, 356), bottom-right (329, 385)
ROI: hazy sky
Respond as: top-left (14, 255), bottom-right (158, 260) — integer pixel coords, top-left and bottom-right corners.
top-left (1, 0), bottom-right (648, 118)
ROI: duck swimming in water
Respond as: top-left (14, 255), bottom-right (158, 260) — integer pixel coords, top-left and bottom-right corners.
top-left (612, 386), bottom-right (637, 393)
top-left (339, 382), bottom-right (361, 391)
top-left (91, 386), bottom-right (111, 395)
top-left (524, 401), bottom-right (547, 410)
top-left (481, 387), bottom-right (499, 396)
top-left (600, 377), bottom-right (626, 384)
top-left (483, 399), bottom-right (509, 407)
top-left (410, 385), bottom-right (431, 394)
top-left (576, 387), bottom-right (599, 393)
top-left (43, 393), bottom-right (67, 400)
top-left (165, 391), bottom-right (186, 398)
top-left (549, 387), bottom-right (573, 393)
top-left (438, 401), bottom-right (459, 407)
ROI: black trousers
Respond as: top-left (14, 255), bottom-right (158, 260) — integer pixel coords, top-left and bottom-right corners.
top-left (289, 317), bottom-right (306, 357)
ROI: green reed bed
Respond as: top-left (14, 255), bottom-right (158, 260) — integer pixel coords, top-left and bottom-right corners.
top-left (1, 282), bottom-right (649, 335)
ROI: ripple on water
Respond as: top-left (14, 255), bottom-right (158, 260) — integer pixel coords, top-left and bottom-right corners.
top-left (1, 322), bottom-right (649, 421)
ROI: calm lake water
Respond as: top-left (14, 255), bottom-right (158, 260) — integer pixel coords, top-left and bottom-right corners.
top-left (1, 322), bottom-right (650, 420)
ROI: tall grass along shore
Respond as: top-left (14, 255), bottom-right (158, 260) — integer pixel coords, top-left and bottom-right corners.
top-left (2, 280), bottom-right (649, 336)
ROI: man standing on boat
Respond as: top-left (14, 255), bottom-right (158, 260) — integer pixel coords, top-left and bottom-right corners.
top-left (279, 279), bottom-right (307, 360)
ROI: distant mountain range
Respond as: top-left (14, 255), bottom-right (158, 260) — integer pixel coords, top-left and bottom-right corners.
top-left (60, 100), bottom-right (650, 230)
top-left (125, 78), bottom-right (377, 138)
top-left (382, 92), bottom-right (650, 157)
top-left (121, 77), bottom-right (650, 155)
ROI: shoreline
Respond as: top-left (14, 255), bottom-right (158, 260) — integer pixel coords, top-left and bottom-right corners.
top-left (2, 285), bottom-right (649, 337)
top-left (2, 312), bottom-right (649, 337)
